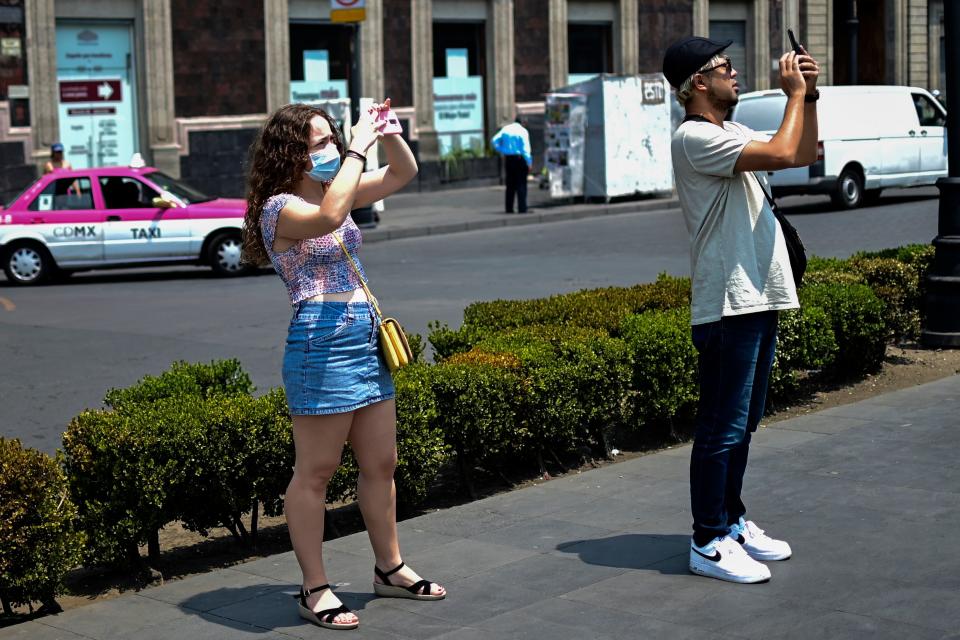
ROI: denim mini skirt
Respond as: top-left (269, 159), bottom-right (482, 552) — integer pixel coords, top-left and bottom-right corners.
top-left (282, 301), bottom-right (395, 415)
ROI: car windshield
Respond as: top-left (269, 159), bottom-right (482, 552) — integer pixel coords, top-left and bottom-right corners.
top-left (144, 171), bottom-right (215, 204)
top-left (5, 183), bottom-right (33, 209)
top-left (734, 96), bottom-right (787, 133)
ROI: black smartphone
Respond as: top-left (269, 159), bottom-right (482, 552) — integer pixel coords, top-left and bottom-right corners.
top-left (787, 28), bottom-right (803, 54)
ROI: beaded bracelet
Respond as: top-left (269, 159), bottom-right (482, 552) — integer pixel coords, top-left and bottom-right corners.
top-left (345, 150), bottom-right (366, 163)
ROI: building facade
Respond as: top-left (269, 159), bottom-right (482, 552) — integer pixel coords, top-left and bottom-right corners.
top-left (0, 0), bottom-right (948, 199)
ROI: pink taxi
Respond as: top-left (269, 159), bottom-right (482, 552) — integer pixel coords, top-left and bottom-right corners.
top-left (0, 166), bottom-right (248, 285)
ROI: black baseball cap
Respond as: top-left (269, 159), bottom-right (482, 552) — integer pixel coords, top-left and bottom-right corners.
top-left (662, 37), bottom-right (733, 89)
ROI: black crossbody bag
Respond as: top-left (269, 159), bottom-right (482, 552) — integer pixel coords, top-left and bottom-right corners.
top-left (751, 173), bottom-right (807, 288)
top-left (680, 114), bottom-right (807, 288)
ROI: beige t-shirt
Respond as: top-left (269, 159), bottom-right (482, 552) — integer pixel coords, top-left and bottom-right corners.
top-left (671, 119), bottom-right (799, 325)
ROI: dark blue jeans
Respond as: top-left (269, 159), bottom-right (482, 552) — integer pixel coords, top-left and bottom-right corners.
top-left (690, 311), bottom-right (779, 547)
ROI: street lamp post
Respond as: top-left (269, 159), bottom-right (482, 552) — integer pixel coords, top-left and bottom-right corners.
top-left (921, 0), bottom-right (960, 347)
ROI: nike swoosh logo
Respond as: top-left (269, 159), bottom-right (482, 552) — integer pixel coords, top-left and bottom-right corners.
top-left (735, 535), bottom-right (746, 544)
top-left (693, 547), bottom-right (721, 562)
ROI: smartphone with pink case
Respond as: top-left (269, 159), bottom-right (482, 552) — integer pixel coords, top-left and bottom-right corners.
top-left (376, 108), bottom-right (403, 135)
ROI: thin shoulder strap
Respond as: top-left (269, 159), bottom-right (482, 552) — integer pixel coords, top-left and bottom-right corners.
top-left (750, 172), bottom-right (779, 211)
top-left (331, 232), bottom-right (383, 321)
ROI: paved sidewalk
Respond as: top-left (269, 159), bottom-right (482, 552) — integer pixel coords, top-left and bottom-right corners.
top-left (4, 375), bottom-right (958, 640)
top-left (361, 183), bottom-right (679, 243)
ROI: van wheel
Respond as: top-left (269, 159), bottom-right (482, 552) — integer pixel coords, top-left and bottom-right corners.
top-left (3, 241), bottom-right (55, 286)
top-left (831, 167), bottom-right (864, 209)
top-left (207, 232), bottom-right (252, 277)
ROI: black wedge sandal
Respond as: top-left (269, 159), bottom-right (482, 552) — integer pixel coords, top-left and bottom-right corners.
top-left (293, 584), bottom-right (359, 630)
top-left (373, 562), bottom-right (445, 601)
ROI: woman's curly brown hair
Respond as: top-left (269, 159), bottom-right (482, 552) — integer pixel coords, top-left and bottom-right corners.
top-left (241, 104), bottom-right (344, 265)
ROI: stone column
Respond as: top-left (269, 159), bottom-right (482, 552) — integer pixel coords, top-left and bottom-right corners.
top-left (548, 0), bottom-right (568, 88)
top-left (783, 0), bottom-right (800, 51)
top-left (490, 0), bottom-right (515, 129)
top-left (805, 0), bottom-right (833, 85)
top-left (264, 0), bottom-right (290, 113)
top-left (411, 0), bottom-right (438, 158)
top-left (25, 0), bottom-right (58, 170)
top-left (142, 0), bottom-right (179, 176)
top-left (619, 0), bottom-right (638, 75)
top-left (360, 0), bottom-right (385, 100)
top-left (752, 0), bottom-right (770, 89)
top-left (692, 0), bottom-right (709, 37)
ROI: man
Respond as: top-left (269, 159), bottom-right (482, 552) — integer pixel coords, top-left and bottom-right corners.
top-left (491, 117), bottom-right (533, 213)
top-left (43, 143), bottom-right (72, 174)
top-left (662, 37), bottom-right (819, 583)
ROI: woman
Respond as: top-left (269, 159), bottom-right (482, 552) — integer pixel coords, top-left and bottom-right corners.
top-left (242, 100), bottom-right (445, 631)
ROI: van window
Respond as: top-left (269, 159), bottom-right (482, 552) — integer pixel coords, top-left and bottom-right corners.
top-left (733, 96), bottom-right (786, 133)
top-left (912, 93), bottom-right (947, 127)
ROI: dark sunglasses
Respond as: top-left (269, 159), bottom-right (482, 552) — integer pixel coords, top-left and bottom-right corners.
top-left (699, 57), bottom-right (733, 76)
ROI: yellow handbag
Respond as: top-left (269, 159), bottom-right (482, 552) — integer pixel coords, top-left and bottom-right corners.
top-left (333, 232), bottom-right (413, 372)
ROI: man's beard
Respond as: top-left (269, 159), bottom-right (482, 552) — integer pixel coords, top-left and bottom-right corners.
top-left (708, 88), bottom-right (738, 115)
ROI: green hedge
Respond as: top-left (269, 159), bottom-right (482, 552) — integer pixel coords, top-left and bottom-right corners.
top-left (800, 283), bottom-right (887, 378)
top-left (769, 305), bottom-right (837, 399)
top-left (0, 439), bottom-right (84, 613)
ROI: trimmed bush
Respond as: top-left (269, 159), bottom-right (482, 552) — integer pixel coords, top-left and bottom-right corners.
top-left (0, 439), bottom-right (84, 613)
top-left (104, 359), bottom-right (254, 409)
top-left (430, 274), bottom-right (691, 359)
top-left (430, 357), bottom-right (522, 495)
top-left (619, 308), bottom-right (699, 440)
top-left (769, 305), bottom-right (837, 399)
top-left (801, 283), bottom-right (887, 378)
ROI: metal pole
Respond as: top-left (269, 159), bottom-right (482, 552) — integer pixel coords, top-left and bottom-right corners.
top-left (847, 0), bottom-right (859, 84)
top-left (921, 0), bottom-right (960, 347)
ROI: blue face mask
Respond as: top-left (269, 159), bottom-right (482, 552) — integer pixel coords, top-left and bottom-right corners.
top-left (305, 144), bottom-right (341, 182)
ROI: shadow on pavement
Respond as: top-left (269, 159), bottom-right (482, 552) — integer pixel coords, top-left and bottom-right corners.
top-left (555, 534), bottom-right (689, 573)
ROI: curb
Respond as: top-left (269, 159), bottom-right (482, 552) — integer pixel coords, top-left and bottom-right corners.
top-left (362, 196), bottom-right (681, 243)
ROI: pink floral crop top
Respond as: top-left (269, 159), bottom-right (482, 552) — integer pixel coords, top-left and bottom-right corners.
top-left (260, 193), bottom-right (367, 305)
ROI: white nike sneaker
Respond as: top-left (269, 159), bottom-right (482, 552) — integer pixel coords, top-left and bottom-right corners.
top-left (689, 535), bottom-right (771, 583)
top-left (729, 517), bottom-right (792, 561)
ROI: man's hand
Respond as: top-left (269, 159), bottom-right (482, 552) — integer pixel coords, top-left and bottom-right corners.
top-left (778, 52), bottom-right (806, 98)
top-left (797, 47), bottom-right (820, 95)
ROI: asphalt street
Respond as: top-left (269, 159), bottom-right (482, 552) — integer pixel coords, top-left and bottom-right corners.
top-left (0, 187), bottom-right (941, 454)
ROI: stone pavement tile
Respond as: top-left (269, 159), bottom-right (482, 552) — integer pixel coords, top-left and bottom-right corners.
top-left (749, 425), bottom-right (832, 450)
top-left (405, 504), bottom-right (526, 539)
top-left (232, 548), bottom-right (368, 585)
top-left (137, 567), bottom-right (287, 612)
top-left (546, 494), bottom-right (682, 532)
top-left (0, 622), bottom-right (88, 640)
top-left (431, 628), bottom-right (513, 640)
top-left (326, 523), bottom-right (460, 558)
top-left (328, 598), bottom-right (461, 639)
top-left (377, 574), bottom-right (549, 626)
top-left (762, 611), bottom-right (943, 640)
top-left (715, 601), bottom-right (839, 640)
top-left (38, 593), bottom-right (184, 639)
top-left (610, 452), bottom-right (689, 482)
top-left (470, 517), bottom-right (619, 554)
top-left (560, 568), bottom-right (787, 631)
top-left (815, 401), bottom-right (946, 424)
top-left (549, 465), bottom-right (688, 504)
top-left (807, 450), bottom-right (957, 492)
top-left (770, 413), bottom-right (875, 435)
top-left (466, 553), bottom-right (627, 599)
top-left (132, 611), bottom-right (291, 640)
top-left (461, 484), bottom-right (600, 520)
top-left (477, 597), bottom-right (724, 640)
top-left (401, 537), bottom-right (540, 582)
top-left (865, 379), bottom-right (959, 408)
top-left (834, 582), bottom-right (960, 633)
top-left (553, 533), bottom-right (689, 571)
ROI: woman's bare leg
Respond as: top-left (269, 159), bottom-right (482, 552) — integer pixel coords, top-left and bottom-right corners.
top-left (349, 400), bottom-right (445, 596)
top-left (285, 412), bottom-right (358, 623)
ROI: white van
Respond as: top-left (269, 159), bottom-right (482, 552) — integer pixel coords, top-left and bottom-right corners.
top-left (731, 86), bottom-right (948, 208)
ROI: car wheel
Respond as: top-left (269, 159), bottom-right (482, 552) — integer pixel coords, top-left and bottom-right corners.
top-left (831, 167), bottom-right (864, 209)
top-left (208, 232), bottom-right (251, 277)
top-left (3, 242), bottom-right (55, 286)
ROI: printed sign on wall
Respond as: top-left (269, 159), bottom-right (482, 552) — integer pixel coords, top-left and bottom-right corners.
top-left (56, 24), bottom-right (138, 169)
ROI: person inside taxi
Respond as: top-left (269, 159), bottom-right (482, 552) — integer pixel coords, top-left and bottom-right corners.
top-left (241, 100), bottom-right (445, 631)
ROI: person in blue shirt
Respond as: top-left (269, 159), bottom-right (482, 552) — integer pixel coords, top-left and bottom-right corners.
top-left (491, 117), bottom-right (533, 213)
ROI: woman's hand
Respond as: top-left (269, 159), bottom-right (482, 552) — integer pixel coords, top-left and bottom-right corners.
top-left (349, 109), bottom-right (386, 154)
